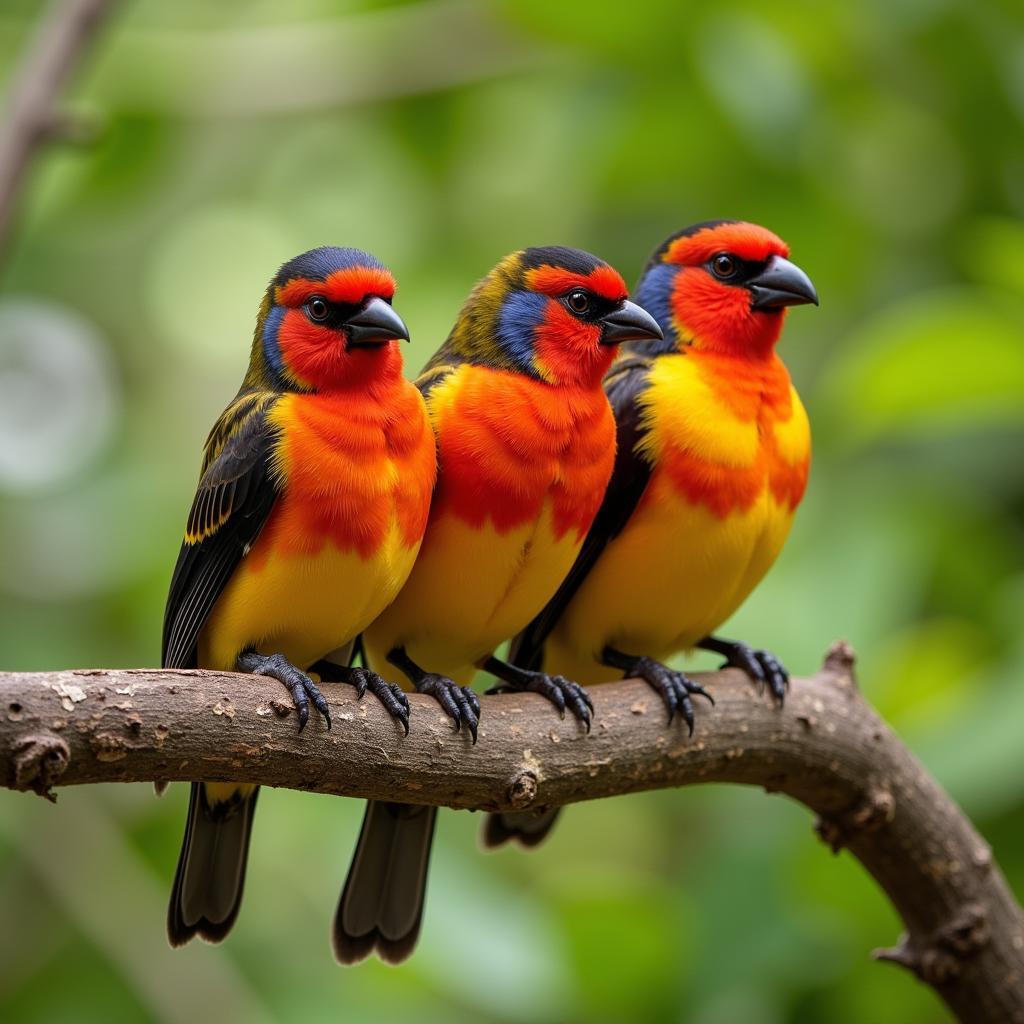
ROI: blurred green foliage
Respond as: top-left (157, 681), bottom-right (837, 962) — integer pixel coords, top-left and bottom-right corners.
top-left (1, 1), bottom-right (1023, 1021)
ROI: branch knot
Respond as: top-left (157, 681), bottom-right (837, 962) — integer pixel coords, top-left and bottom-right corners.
top-left (815, 787), bottom-right (895, 852)
top-left (13, 733), bottom-right (70, 801)
top-left (506, 769), bottom-right (538, 809)
top-left (875, 904), bottom-right (990, 986)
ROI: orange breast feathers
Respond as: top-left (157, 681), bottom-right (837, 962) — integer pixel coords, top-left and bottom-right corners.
top-left (428, 365), bottom-right (616, 540)
top-left (250, 382), bottom-right (436, 569)
top-left (641, 351), bottom-right (810, 519)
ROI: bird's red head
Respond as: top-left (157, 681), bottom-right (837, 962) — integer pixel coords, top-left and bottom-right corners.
top-left (446, 246), bottom-right (663, 388)
top-left (636, 221), bottom-right (818, 359)
top-left (253, 247), bottom-right (409, 392)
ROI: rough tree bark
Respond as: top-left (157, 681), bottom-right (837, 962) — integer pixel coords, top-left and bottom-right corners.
top-left (0, 643), bottom-right (1020, 1022)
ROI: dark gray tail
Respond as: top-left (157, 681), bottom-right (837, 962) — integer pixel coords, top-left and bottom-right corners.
top-left (333, 800), bottom-right (436, 964)
top-left (167, 784), bottom-right (258, 946)
top-left (483, 807), bottom-right (561, 849)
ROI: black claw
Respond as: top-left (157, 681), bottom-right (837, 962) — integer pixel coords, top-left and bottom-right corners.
top-left (704, 639), bottom-right (789, 708)
top-left (549, 684), bottom-right (567, 716)
top-left (626, 656), bottom-right (710, 733)
top-left (680, 696), bottom-right (695, 736)
top-left (690, 682), bottom-right (715, 707)
top-left (441, 691), bottom-right (460, 725)
top-left (344, 667), bottom-right (410, 735)
top-left (305, 679), bottom-right (331, 730)
top-left (567, 685), bottom-right (592, 733)
top-left (661, 683), bottom-right (678, 724)
top-left (457, 687), bottom-right (479, 744)
top-left (755, 650), bottom-right (789, 704)
top-left (418, 674), bottom-right (479, 743)
top-left (487, 669), bottom-right (594, 732)
top-left (237, 650), bottom-right (332, 734)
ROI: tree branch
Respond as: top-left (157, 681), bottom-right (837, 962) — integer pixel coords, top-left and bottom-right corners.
top-left (1, 643), bottom-right (1021, 1022)
top-left (0, 0), bottom-right (118, 255)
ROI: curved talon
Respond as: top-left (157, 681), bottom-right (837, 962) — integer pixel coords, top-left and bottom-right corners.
top-left (292, 673), bottom-right (331, 732)
top-left (348, 667), bottom-right (411, 736)
top-left (418, 674), bottom-right (479, 744)
top-left (628, 656), bottom-right (711, 735)
top-left (755, 649), bottom-right (789, 704)
top-left (711, 641), bottom-right (789, 707)
top-left (237, 650), bottom-right (332, 733)
top-left (487, 671), bottom-right (593, 732)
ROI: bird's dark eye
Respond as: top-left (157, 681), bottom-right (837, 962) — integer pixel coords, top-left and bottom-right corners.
top-left (711, 253), bottom-right (738, 279)
top-left (566, 289), bottom-right (592, 315)
top-left (306, 296), bottom-right (329, 322)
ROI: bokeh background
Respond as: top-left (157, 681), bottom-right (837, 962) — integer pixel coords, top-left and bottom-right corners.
top-left (2, 1), bottom-right (1023, 1021)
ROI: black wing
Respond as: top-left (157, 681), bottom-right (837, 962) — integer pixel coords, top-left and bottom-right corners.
top-left (414, 359), bottom-right (463, 403)
top-left (161, 398), bottom-right (280, 669)
top-left (508, 355), bottom-right (659, 670)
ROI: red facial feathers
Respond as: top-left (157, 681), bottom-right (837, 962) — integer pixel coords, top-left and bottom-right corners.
top-left (524, 264), bottom-right (628, 387)
top-left (275, 266), bottom-right (396, 306)
top-left (664, 222), bottom-right (788, 267)
top-left (525, 263), bottom-right (627, 301)
top-left (273, 266), bottom-right (401, 391)
top-left (665, 223), bottom-right (792, 358)
top-left (532, 302), bottom-right (613, 388)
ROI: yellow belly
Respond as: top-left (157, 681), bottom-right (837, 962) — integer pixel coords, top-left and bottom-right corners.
top-left (543, 473), bottom-right (797, 685)
top-left (364, 502), bottom-right (582, 685)
top-left (542, 344), bottom-right (810, 686)
top-left (198, 520), bottom-right (420, 673)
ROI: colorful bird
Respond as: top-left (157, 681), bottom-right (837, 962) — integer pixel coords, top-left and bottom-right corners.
top-left (489, 220), bottom-right (817, 847)
top-left (333, 246), bottom-right (663, 964)
top-left (162, 246), bottom-right (435, 946)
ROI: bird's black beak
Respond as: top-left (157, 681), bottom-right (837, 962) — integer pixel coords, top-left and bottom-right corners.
top-left (748, 255), bottom-right (819, 311)
top-left (345, 296), bottom-right (410, 348)
top-left (600, 299), bottom-right (664, 346)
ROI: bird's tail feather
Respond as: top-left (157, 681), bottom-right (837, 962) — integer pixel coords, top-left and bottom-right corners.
top-left (333, 800), bottom-right (436, 965)
top-left (482, 807), bottom-right (561, 849)
top-left (167, 783), bottom-right (258, 946)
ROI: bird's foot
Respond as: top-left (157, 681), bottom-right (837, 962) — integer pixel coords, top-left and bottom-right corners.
top-left (699, 637), bottom-right (788, 705)
top-left (603, 648), bottom-right (712, 734)
top-left (487, 672), bottom-right (593, 732)
top-left (350, 667), bottom-right (410, 736)
top-left (417, 675), bottom-right (480, 743)
top-left (637, 659), bottom-right (713, 734)
top-left (236, 650), bottom-right (331, 732)
top-left (310, 659), bottom-right (411, 734)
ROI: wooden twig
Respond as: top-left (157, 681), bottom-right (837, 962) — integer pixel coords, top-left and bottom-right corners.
top-left (0, 643), bottom-right (1021, 1021)
top-left (0, 0), bottom-right (118, 254)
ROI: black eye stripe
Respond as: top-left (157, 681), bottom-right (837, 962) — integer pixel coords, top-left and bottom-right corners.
top-left (303, 296), bottom-right (364, 327)
top-left (705, 254), bottom-right (767, 284)
top-left (560, 289), bottom-right (619, 322)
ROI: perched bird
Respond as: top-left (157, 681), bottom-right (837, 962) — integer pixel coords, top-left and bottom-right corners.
top-left (489, 220), bottom-right (817, 848)
top-left (162, 246), bottom-right (436, 946)
top-left (333, 246), bottom-right (663, 964)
